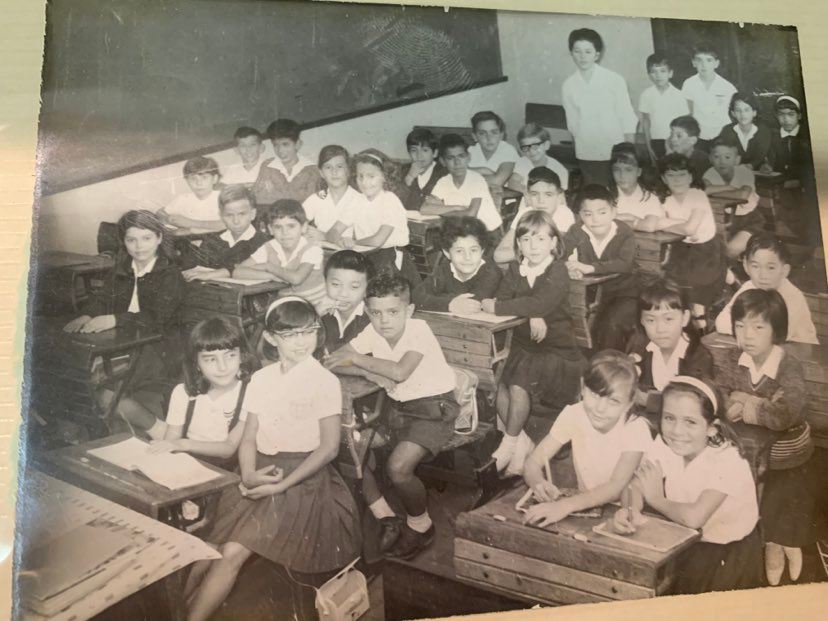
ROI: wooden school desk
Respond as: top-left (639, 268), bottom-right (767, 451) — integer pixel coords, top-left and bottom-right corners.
top-left (632, 230), bottom-right (683, 278)
top-left (406, 213), bottom-right (442, 278)
top-left (34, 432), bottom-right (240, 527)
top-left (708, 189), bottom-right (749, 239)
top-left (568, 273), bottom-right (619, 350)
top-left (337, 374), bottom-right (386, 481)
top-left (454, 485), bottom-right (700, 605)
top-left (36, 250), bottom-right (115, 314)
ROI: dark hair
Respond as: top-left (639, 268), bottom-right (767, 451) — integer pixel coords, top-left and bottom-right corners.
top-left (638, 278), bottom-right (688, 314)
top-left (406, 128), bottom-right (439, 152)
top-left (517, 123), bottom-right (551, 144)
top-left (233, 126), bottom-right (263, 142)
top-left (267, 119), bottom-right (301, 142)
top-left (366, 274), bottom-right (411, 305)
top-left (659, 152), bottom-right (692, 175)
top-left (669, 115), bottom-right (701, 138)
top-left (646, 53), bottom-right (672, 72)
top-left (574, 183), bottom-right (616, 213)
top-left (440, 216), bottom-right (490, 252)
top-left (710, 136), bottom-right (740, 153)
top-left (183, 317), bottom-right (260, 396)
top-left (610, 143), bottom-right (657, 201)
top-left (438, 133), bottom-right (470, 158)
top-left (731, 288), bottom-right (788, 345)
top-left (471, 111), bottom-right (506, 133)
top-left (744, 233), bottom-right (791, 265)
top-left (692, 45), bottom-right (720, 61)
top-left (583, 349), bottom-right (638, 402)
top-left (118, 210), bottom-right (175, 261)
top-left (774, 96), bottom-right (801, 113)
top-left (218, 185), bottom-right (255, 212)
top-left (324, 249), bottom-right (374, 279)
top-left (661, 377), bottom-right (740, 451)
top-left (316, 144), bottom-right (351, 194)
top-left (513, 210), bottom-right (565, 261)
top-left (527, 166), bottom-right (562, 192)
top-left (183, 156), bottom-right (219, 178)
top-left (262, 298), bottom-right (325, 361)
top-left (568, 28), bottom-right (604, 54)
top-left (352, 148), bottom-right (401, 194)
top-left (729, 91), bottom-right (760, 116)
top-left (266, 199), bottom-right (306, 225)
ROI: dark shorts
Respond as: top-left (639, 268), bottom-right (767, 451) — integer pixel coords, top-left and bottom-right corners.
top-left (385, 391), bottom-right (459, 457)
top-left (729, 208), bottom-right (767, 239)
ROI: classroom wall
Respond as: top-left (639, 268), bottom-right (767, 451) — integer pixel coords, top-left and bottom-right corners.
top-left (35, 10), bottom-right (654, 254)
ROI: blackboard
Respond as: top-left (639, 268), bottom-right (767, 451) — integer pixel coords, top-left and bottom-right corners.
top-left (38, 0), bottom-right (504, 195)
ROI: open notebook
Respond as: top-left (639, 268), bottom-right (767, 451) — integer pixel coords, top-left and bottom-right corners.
top-left (87, 437), bottom-right (222, 490)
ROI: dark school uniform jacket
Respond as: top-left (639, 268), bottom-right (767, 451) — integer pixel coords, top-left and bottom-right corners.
top-left (252, 159), bottom-right (322, 205)
top-left (179, 228), bottom-right (270, 272)
top-left (717, 124), bottom-right (773, 169)
top-left (627, 331), bottom-right (714, 393)
top-left (562, 220), bottom-right (638, 300)
top-left (321, 311), bottom-right (372, 354)
top-left (768, 128), bottom-right (815, 187)
top-left (399, 162), bottom-right (448, 211)
top-left (412, 256), bottom-right (502, 312)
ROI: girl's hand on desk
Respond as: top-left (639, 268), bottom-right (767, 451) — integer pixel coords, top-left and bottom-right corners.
top-left (529, 317), bottom-right (548, 342)
top-left (148, 439), bottom-right (185, 454)
top-left (612, 507), bottom-right (642, 535)
top-left (339, 237), bottom-right (356, 250)
top-left (64, 315), bottom-right (92, 333)
top-left (449, 294), bottom-right (482, 315)
top-left (639, 216), bottom-right (660, 233)
top-left (635, 459), bottom-right (664, 504)
top-left (242, 465), bottom-right (284, 488)
top-left (531, 480), bottom-right (562, 502)
top-left (480, 299), bottom-right (496, 314)
top-left (523, 498), bottom-right (574, 527)
top-left (79, 315), bottom-right (117, 333)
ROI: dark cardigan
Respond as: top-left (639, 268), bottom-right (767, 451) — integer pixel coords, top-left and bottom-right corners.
top-left (398, 162), bottom-right (448, 211)
top-left (321, 311), bottom-right (371, 354)
top-left (562, 220), bottom-right (638, 300)
top-left (179, 228), bottom-right (270, 272)
top-left (412, 256), bottom-right (502, 312)
top-left (717, 123), bottom-right (773, 169)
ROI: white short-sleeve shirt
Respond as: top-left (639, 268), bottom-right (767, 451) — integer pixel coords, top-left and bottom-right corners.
top-left (468, 141), bottom-right (519, 172)
top-left (350, 190), bottom-right (410, 248)
top-left (616, 185), bottom-right (665, 220)
top-left (164, 190), bottom-right (221, 222)
top-left (509, 200), bottom-right (575, 234)
top-left (431, 170), bottom-right (503, 232)
top-left (241, 357), bottom-right (342, 454)
top-left (303, 185), bottom-right (364, 235)
top-left (638, 84), bottom-right (690, 141)
top-left (663, 188), bottom-right (716, 244)
top-left (166, 382), bottom-right (243, 442)
top-left (513, 156), bottom-right (570, 191)
top-left (681, 74), bottom-right (737, 140)
top-left (548, 403), bottom-right (651, 492)
top-left (646, 436), bottom-right (759, 544)
top-left (702, 165), bottom-right (759, 216)
top-left (249, 237), bottom-right (323, 270)
top-left (349, 318), bottom-right (455, 402)
top-left (222, 160), bottom-right (265, 186)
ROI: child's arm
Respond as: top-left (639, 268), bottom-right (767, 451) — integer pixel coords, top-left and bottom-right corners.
top-left (637, 458), bottom-right (725, 529)
top-left (570, 232), bottom-right (636, 276)
top-left (263, 261), bottom-right (314, 287)
top-left (325, 221), bottom-right (350, 244)
top-left (655, 204), bottom-right (706, 237)
top-left (725, 356), bottom-right (807, 431)
top-left (493, 228), bottom-right (517, 264)
top-left (152, 421), bottom-right (245, 459)
top-left (233, 257), bottom-right (278, 281)
top-left (523, 433), bottom-right (565, 500)
top-left (483, 263), bottom-right (567, 318)
top-left (641, 113), bottom-right (656, 160)
top-left (355, 224), bottom-right (394, 249)
top-left (481, 162), bottom-right (516, 188)
top-left (421, 197), bottom-right (482, 219)
top-left (326, 343), bottom-right (424, 384)
top-left (163, 213), bottom-right (225, 232)
top-left (506, 172), bottom-right (526, 193)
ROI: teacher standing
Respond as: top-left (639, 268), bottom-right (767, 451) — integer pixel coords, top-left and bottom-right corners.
top-left (562, 28), bottom-right (638, 187)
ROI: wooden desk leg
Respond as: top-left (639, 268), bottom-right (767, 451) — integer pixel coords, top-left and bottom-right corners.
top-left (103, 345), bottom-right (146, 430)
top-left (490, 329), bottom-right (514, 396)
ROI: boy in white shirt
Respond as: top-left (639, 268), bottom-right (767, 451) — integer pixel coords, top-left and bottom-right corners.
top-left (508, 123), bottom-right (570, 192)
top-left (423, 134), bottom-right (503, 233)
top-left (681, 45), bottom-right (737, 150)
top-left (222, 127), bottom-right (266, 186)
top-left (325, 275), bottom-right (458, 560)
top-left (467, 111), bottom-right (518, 187)
top-left (639, 54), bottom-right (690, 161)
top-left (157, 156), bottom-right (224, 232)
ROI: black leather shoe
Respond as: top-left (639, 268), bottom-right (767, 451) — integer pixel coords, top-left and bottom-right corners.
top-left (378, 515), bottom-right (403, 552)
top-left (384, 524), bottom-right (435, 560)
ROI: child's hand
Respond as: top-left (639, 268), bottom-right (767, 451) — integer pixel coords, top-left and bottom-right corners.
top-left (242, 465), bottom-right (284, 488)
top-left (79, 315), bottom-right (117, 333)
top-left (724, 391), bottom-right (749, 422)
top-left (148, 439), bottom-right (185, 454)
top-left (63, 315), bottom-right (92, 333)
top-left (566, 266), bottom-right (584, 280)
top-left (239, 481), bottom-right (285, 500)
top-left (759, 161), bottom-right (773, 174)
top-left (639, 215), bottom-right (660, 233)
top-left (612, 507), bottom-right (642, 535)
top-left (480, 298), bottom-right (496, 314)
top-left (530, 480), bottom-right (562, 502)
top-left (364, 372), bottom-right (397, 393)
top-left (305, 227), bottom-right (326, 242)
top-left (449, 293), bottom-right (482, 315)
top-left (529, 317), bottom-right (548, 342)
top-left (634, 388), bottom-right (650, 408)
top-left (523, 498), bottom-right (574, 527)
top-left (567, 260), bottom-right (595, 276)
top-left (339, 237), bottom-right (356, 250)
top-left (635, 459), bottom-right (664, 504)
top-left (323, 349), bottom-right (352, 369)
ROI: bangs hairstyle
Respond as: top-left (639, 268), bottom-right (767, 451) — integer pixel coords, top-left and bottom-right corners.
top-left (324, 249), bottom-right (374, 279)
top-left (471, 111), bottom-right (506, 133)
top-left (638, 278), bottom-right (688, 313)
top-left (117, 210), bottom-right (174, 261)
top-left (183, 156), bottom-right (220, 178)
top-left (744, 233), bottom-right (791, 265)
top-left (267, 199), bottom-right (306, 225)
top-left (583, 349), bottom-right (638, 402)
top-left (729, 91), bottom-right (759, 114)
top-left (669, 114), bottom-right (701, 138)
top-left (574, 183), bottom-right (616, 214)
top-left (440, 216), bottom-right (490, 252)
top-left (267, 118), bottom-right (301, 142)
top-left (568, 28), bottom-right (604, 54)
top-left (662, 378), bottom-right (719, 422)
top-left (710, 137), bottom-right (739, 154)
top-left (317, 144), bottom-right (350, 194)
top-left (517, 123), bottom-right (551, 144)
top-left (262, 298), bottom-right (325, 361)
top-left (513, 210), bottom-right (564, 261)
top-left (406, 128), bottom-right (439, 152)
top-left (659, 152), bottom-right (692, 175)
top-left (692, 45), bottom-right (719, 60)
top-left (439, 133), bottom-right (470, 158)
top-left (610, 143), bottom-right (657, 200)
top-left (218, 184), bottom-right (255, 211)
top-left (527, 166), bottom-right (562, 192)
top-left (646, 53), bottom-right (671, 72)
top-left (183, 317), bottom-right (260, 396)
top-left (233, 126), bottom-right (263, 142)
top-left (352, 148), bottom-right (401, 193)
top-left (731, 288), bottom-right (788, 345)
top-left (366, 273), bottom-right (411, 305)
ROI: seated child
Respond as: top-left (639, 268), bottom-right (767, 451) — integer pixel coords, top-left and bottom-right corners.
top-left (702, 138), bottom-right (763, 259)
top-left (413, 216), bottom-right (502, 312)
top-left (666, 115), bottom-right (711, 184)
top-left (638, 54), bottom-right (689, 161)
top-left (627, 279), bottom-right (713, 426)
top-left (303, 145), bottom-right (364, 245)
top-left (609, 143), bottom-right (664, 231)
top-left (714, 233), bottom-right (818, 344)
top-left (325, 275), bottom-right (459, 559)
top-left (613, 376), bottom-right (762, 594)
top-left (156, 156), bottom-right (224, 232)
top-left (180, 185), bottom-right (269, 281)
top-left (716, 289), bottom-right (813, 586)
top-left (187, 297), bottom-right (360, 621)
top-left (321, 250), bottom-right (372, 353)
top-left (481, 211), bottom-right (585, 475)
top-left (64, 210), bottom-right (183, 439)
top-left (508, 123), bottom-right (569, 192)
top-left (423, 134), bottom-right (503, 233)
top-left (494, 167), bottom-right (575, 264)
top-left (400, 128), bottom-right (447, 211)
top-left (222, 127), bottom-right (267, 186)
top-left (680, 45), bottom-right (737, 149)
top-left (564, 184), bottom-right (640, 352)
top-left (253, 119), bottom-right (322, 205)
top-left (522, 351), bottom-right (651, 526)
top-left (717, 92), bottom-right (772, 170)
top-left (467, 111), bottom-right (518, 187)
top-left (234, 199), bottom-right (328, 312)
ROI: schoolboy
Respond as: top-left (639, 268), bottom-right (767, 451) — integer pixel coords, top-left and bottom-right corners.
top-left (252, 119), bottom-right (322, 205)
top-left (325, 275), bottom-right (458, 559)
top-left (638, 54), bottom-right (689, 160)
top-left (321, 250), bottom-right (373, 353)
top-left (715, 234), bottom-right (818, 344)
top-left (680, 46), bottom-right (737, 149)
top-left (423, 134), bottom-right (503, 232)
top-left (400, 128), bottom-right (447, 211)
top-left (222, 126), bottom-right (267, 186)
top-left (157, 156), bottom-right (224, 232)
top-left (666, 115), bottom-right (711, 184)
top-left (180, 185), bottom-right (269, 281)
top-left (467, 111), bottom-right (518, 187)
top-left (508, 123), bottom-right (570, 192)
top-left (413, 216), bottom-right (502, 313)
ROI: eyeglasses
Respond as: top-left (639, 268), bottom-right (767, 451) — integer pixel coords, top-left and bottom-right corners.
top-left (272, 324), bottom-right (320, 340)
top-left (519, 142), bottom-right (546, 154)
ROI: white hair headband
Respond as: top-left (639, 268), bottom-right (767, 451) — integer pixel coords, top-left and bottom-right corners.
top-left (264, 296), bottom-right (311, 322)
top-left (670, 375), bottom-right (718, 413)
top-left (776, 95), bottom-right (801, 110)
top-left (360, 152), bottom-right (385, 166)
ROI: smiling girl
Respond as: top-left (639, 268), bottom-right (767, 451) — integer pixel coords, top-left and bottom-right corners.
top-left (717, 91), bottom-right (773, 169)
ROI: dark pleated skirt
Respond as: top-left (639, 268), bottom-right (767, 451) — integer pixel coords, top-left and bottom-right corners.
top-left (672, 526), bottom-right (763, 594)
top-left (500, 344), bottom-right (586, 410)
top-left (761, 461), bottom-right (817, 547)
top-left (207, 452), bottom-right (362, 574)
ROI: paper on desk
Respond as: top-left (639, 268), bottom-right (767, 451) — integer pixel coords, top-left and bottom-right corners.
top-left (87, 437), bottom-right (151, 471)
top-left (212, 276), bottom-right (273, 285)
top-left (593, 515), bottom-right (697, 553)
top-left (426, 310), bottom-right (518, 323)
top-left (319, 240), bottom-right (377, 253)
top-left (405, 212), bottom-right (441, 222)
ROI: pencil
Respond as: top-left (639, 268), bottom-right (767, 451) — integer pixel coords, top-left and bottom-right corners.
top-left (543, 459), bottom-right (552, 484)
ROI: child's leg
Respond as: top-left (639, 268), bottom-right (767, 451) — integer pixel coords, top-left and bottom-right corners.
top-left (96, 388), bottom-right (166, 439)
top-left (385, 440), bottom-right (435, 558)
top-left (492, 384), bottom-right (532, 472)
top-left (187, 542), bottom-right (254, 621)
top-left (727, 231), bottom-right (753, 260)
top-left (764, 541), bottom-right (785, 585)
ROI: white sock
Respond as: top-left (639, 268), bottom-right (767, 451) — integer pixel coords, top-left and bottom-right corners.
top-left (406, 511), bottom-right (433, 534)
top-left (784, 546), bottom-right (803, 581)
top-left (506, 431), bottom-right (535, 476)
top-left (492, 434), bottom-right (518, 471)
top-left (369, 497), bottom-right (396, 520)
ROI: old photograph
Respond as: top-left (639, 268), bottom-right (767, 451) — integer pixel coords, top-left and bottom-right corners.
top-left (14, 0), bottom-right (828, 619)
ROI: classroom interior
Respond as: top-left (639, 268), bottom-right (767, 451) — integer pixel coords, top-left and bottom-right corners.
top-left (19, 2), bottom-right (828, 621)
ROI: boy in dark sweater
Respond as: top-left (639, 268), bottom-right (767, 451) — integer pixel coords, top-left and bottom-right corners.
top-left (321, 250), bottom-right (373, 353)
top-left (413, 216), bottom-right (502, 313)
top-left (399, 128), bottom-right (448, 212)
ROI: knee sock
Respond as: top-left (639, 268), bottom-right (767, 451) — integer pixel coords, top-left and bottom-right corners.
top-left (406, 511), bottom-right (433, 534)
top-left (369, 497), bottom-right (396, 520)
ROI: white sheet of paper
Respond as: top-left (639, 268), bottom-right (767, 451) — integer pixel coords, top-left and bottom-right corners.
top-left (134, 452), bottom-right (221, 490)
top-left (211, 276), bottom-right (273, 285)
top-left (86, 437), bottom-right (151, 471)
top-left (406, 212), bottom-right (441, 222)
top-left (424, 310), bottom-right (518, 324)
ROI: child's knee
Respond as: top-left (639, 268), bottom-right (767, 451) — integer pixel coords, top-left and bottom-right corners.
top-left (219, 542), bottom-right (251, 569)
top-left (386, 452), bottom-right (418, 484)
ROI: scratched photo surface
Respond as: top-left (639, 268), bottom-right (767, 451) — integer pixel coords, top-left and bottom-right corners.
top-left (17, 1), bottom-right (828, 620)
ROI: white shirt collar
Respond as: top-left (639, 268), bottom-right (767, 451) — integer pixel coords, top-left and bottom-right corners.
top-left (272, 235), bottom-right (309, 265)
top-left (646, 335), bottom-right (690, 391)
top-left (131, 256), bottom-right (157, 278)
top-left (519, 256), bottom-right (553, 287)
top-left (417, 162), bottom-right (436, 186)
top-left (220, 224), bottom-right (257, 247)
top-left (333, 302), bottom-right (365, 335)
top-left (738, 345), bottom-right (784, 384)
top-left (267, 154), bottom-right (313, 182)
top-left (780, 126), bottom-right (800, 138)
top-left (583, 221), bottom-right (618, 258)
top-left (450, 258), bottom-right (485, 282)
top-left (734, 124), bottom-right (758, 151)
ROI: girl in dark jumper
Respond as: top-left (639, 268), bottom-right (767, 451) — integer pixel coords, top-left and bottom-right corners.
top-left (717, 91), bottom-right (773, 170)
top-left (481, 210), bottom-right (585, 476)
